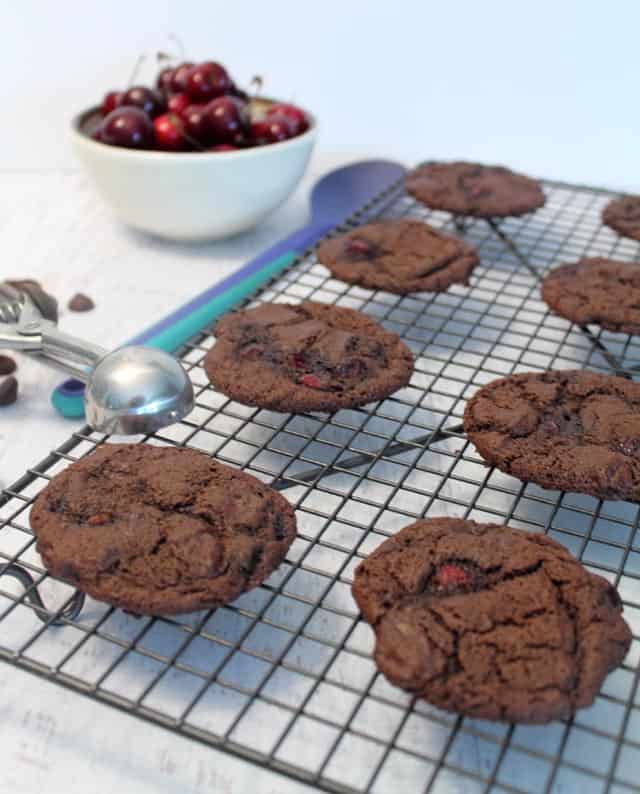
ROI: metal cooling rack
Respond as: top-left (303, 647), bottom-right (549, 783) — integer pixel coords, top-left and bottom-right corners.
top-left (1, 170), bottom-right (640, 794)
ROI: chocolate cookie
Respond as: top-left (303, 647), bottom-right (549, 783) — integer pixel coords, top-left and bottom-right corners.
top-left (464, 370), bottom-right (640, 501)
top-left (602, 196), bottom-right (640, 242)
top-left (316, 220), bottom-right (479, 295)
top-left (406, 161), bottom-right (545, 218)
top-left (30, 444), bottom-right (297, 615)
top-left (542, 258), bottom-right (640, 335)
top-left (204, 301), bottom-right (414, 413)
top-left (352, 517), bottom-right (631, 723)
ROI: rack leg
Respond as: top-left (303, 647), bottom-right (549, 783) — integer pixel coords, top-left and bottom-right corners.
top-left (0, 562), bottom-right (85, 624)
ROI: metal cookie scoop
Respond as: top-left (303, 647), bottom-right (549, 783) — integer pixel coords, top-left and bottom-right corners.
top-left (0, 283), bottom-right (194, 435)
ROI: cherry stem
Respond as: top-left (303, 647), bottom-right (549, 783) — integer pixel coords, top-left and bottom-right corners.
top-left (127, 53), bottom-right (146, 88)
top-left (167, 114), bottom-right (207, 152)
top-left (156, 50), bottom-right (173, 65)
top-left (250, 75), bottom-right (263, 99)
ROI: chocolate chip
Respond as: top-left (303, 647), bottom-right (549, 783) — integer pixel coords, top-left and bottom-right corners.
top-left (0, 376), bottom-right (18, 406)
top-left (542, 408), bottom-right (583, 436)
top-left (337, 358), bottom-right (368, 379)
top-left (239, 545), bottom-right (264, 577)
top-left (0, 355), bottom-right (16, 376)
top-left (7, 279), bottom-right (58, 322)
top-left (59, 561), bottom-right (80, 582)
top-left (68, 293), bottom-right (95, 312)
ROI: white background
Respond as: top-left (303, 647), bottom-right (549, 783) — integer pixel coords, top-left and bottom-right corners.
top-left (3, 0), bottom-right (640, 189)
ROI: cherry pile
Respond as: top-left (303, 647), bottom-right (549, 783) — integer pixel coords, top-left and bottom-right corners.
top-left (92, 59), bottom-right (309, 152)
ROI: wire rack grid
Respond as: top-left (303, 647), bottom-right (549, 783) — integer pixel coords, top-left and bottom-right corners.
top-left (1, 170), bottom-right (640, 794)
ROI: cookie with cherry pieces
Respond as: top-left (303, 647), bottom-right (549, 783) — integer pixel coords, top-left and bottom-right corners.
top-left (352, 517), bottom-right (631, 723)
top-left (316, 219), bottom-right (478, 295)
top-left (30, 443), bottom-right (297, 616)
top-left (541, 257), bottom-right (640, 335)
top-left (463, 369), bottom-right (640, 501)
top-left (406, 161), bottom-right (545, 218)
top-left (204, 301), bottom-right (414, 413)
top-left (602, 195), bottom-right (640, 242)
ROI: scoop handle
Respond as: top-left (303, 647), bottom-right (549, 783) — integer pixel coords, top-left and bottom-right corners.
top-left (41, 326), bottom-right (107, 382)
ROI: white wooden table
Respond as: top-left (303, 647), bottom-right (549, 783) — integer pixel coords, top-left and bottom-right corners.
top-left (0, 158), bottom-right (360, 794)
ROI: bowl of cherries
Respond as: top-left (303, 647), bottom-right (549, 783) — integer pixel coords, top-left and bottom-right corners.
top-left (71, 58), bottom-right (316, 241)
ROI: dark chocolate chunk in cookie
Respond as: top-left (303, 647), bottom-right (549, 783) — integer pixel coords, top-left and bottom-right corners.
top-left (316, 219), bottom-right (478, 295)
top-left (352, 517), bottom-right (631, 723)
top-left (542, 258), bottom-right (640, 335)
top-left (602, 195), bottom-right (640, 242)
top-left (406, 161), bottom-right (545, 218)
top-left (204, 301), bottom-right (414, 413)
top-left (464, 370), bottom-right (640, 501)
top-left (30, 444), bottom-right (297, 615)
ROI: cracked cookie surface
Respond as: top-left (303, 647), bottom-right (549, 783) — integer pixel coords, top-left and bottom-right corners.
top-left (464, 370), bottom-right (640, 501)
top-left (542, 258), bottom-right (640, 335)
top-left (602, 195), bottom-right (640, 242)
top-left (316, 219), bottom-right (479, 295)
top-left (204, 301), bottom-right (414, 413)
top-left (406, 161), bottom-right (545, 218)
top-left (31, 444), bottom-right (297, 615)
top-left (352, 517), bottom-right (631, 723)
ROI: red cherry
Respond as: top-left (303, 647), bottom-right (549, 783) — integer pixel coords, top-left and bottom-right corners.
top-left (205, 96), bottom-right (249, 144)
top-left (120, 86), bottom-right (165, 118)
top-left (182, 104), bottom-right (210, 145)
top-left (209, 144), bottom-right (238, 152)
top-left (266, 103), bottom-right (308, 135)
top-left (249, 120), bottom-right (269, 144)
top-left (300, 373), bottom-right (323, 389)
top-left (153, 113), bottom-right (187, 151)
top-left (156, 66), bottom-right (175, 95)
top-left (251, 116), bottom-right (293, 145)
top-left (185, 61), bottom-right (231, 102)
top-left (435, 563), bottom-right (472, 589)
top-left (101, 90), bottom-right (123, 116)
top-left (99, 107), bottom-right (154, 149)
top-left (167, 92), bottom-right (191, 117)
top-left (170, 62), bottom-right (194, 93)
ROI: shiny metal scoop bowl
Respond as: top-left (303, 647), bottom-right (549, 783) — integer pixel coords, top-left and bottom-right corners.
top-left (85, 346), bottom-right (194, 435)
top-left (0, 283), bottom-right (194, 435)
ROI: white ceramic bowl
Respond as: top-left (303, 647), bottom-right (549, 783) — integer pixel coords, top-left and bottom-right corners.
top-left (70, 106), bottom-right (317, 242)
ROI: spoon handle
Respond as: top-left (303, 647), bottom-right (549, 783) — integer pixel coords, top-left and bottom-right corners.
top-left (40, 326), bottom-right (107, 382)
